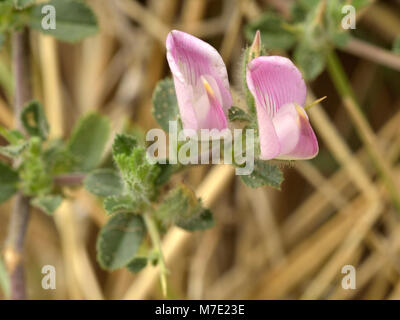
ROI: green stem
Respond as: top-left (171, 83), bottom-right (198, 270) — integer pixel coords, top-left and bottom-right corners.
top-left (326, 49), bottom-right (400, 212)
top-left (143, 211), bottom-right (168, 297)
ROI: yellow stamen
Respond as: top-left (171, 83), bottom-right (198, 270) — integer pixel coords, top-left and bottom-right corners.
top-left (305, 96), bottom-right (327, 111)
top-left (202, 77), bottom-right (215, 97)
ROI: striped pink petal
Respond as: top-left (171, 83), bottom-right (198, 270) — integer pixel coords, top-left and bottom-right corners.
top-left (246, 56), bottom-right (318, 160)
top-left (166, 30), bottom-right (232, 131)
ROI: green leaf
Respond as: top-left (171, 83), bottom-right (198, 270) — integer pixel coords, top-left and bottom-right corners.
top-left (114, 147), bottom-right (161, 203)
top-left (29, 0), bottom-right (98, 43)
top-left (152, 78), bottom-right (179, 131)
top-left (31, 194), bottom-right (62, 215)
top-left (240, 160), bottom-right (283, 189)
top-left (42, 139), bottom-right (75, 175)
top-left (0, 126), bottom-right (24, 145)
top-left (155, 162), bottom-right (182, 186)
top-left (84, 169), bottom-right (124, 198)
top-left (245, 12), bottom-right (297, 50)
top-left (0, 161), bottom-right (19, 203)
top-left (156, 184), bottom-right (214, 231)
top-left (97, 213), bottom-right (146, 270)
top-left (393, 35), bottom-right (400, 55)
top-left (126, 257), bottom-right (147, 274)
top-left (228, 106), bottom-right (254, 123)
top-left (67, 113), bottom-right (110, 172)
top-left (112, 133), bottom-right (138, 157)
top-left (0, 142), bottom-right (28, 158)
top-left (20, 100), bottom-right (49, 140)
top-left (13, 0), bottom-right (34, 9)
top-left (19, 137), bottom-right (53, 196)
top-left (177, 209), bottom-right (215, 231)
top-left (104, 195), bottom-right (140, 215)
top-left (294, 42), bottom-right (326, 81)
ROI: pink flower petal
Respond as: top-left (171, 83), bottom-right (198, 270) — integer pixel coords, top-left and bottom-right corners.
top-left (273, 104), bottom-right (319, 160)
top-left (256, 100), bottom-right (281, 160)
top-left (166, 30), bottom-right (232, 130)
top-left (201, 77), bottom-right (228, 130)
top-left (246, 56), bottom-right (307, 117)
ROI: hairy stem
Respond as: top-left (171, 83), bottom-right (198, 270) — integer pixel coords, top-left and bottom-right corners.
top-left (143, 211), bottom-right (168, 297)
top-left (4, 28), bottom-right (32, 300)
top-left (326, 49), bottom-right (400, 212)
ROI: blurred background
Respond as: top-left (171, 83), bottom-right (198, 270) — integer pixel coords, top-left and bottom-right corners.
top-left (1, 0), bottom-right (400, 299)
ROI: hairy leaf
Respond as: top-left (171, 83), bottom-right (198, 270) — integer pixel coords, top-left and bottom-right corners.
top-left (114, 147), bottom-right (161, 203)
top-left (97, 213), bottom-right (146, 270)
top-left (112, 133), bottom-right (138, 157)
top-left (177, 209), bottom-right (215, 231)
top-left (67, 113), bottom-right (110, 172)
top-left (31, 194), bottom-right (62, 215)
top-left (84, 169), bottom-right (124, 198)
top-left (240, 160), bottom-right (283, 189)
top-left (156, 184), bottom-right (215, 231)
top-left (0, 161), bottom-right (18, 203)
top-left (104, 195), bottom-right (140, 215)
top-left (126, 257), bottom-right (147, 274)
top-left (294, 42), bottom-right (326, 81)
top-left (152, 78), bottom-right (179, 132)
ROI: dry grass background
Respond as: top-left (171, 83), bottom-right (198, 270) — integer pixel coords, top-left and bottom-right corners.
top-left (1, 0), bottom-right (400, 300)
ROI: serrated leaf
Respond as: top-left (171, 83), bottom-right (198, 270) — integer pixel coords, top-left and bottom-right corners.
top-left (152, 78), bottom-right (179, 131)
top-left (67, 113), bottom-right (110, 172)
top-left (97, 213), bottom-right (146, 270)
top-left (104, 195), bottom-right (139, 215)
top-left (126, 257), bottom-right (147, 274)
top-left (114, 147), bottom-right (161, 203)
top-left (31, 194), bottom-right (62, 215)
top-left (240, 160), bottom-right (283, 189)
top-left (228, 106), bottom-right (253, 122)
top-left (294, 43), bottom-right (326, 81)
top-left (0, 161), bottom-right (19, 203)
top-left (29, 0), bottom-right (98, 43)
top-left (112, 133), bottom-right (138, 157)
top-left (20, 100), bottom-right (49, 140)
top-left (177, 209), bottom-right (215, 231)
top-left (84, 169), bottom-right (123, 198)
top-left (245, 12), bottom-right (296, 50)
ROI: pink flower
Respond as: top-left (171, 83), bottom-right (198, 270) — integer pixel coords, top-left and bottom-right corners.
top-left (246, 56), bottom-right (319, 160)
top-left (166, 30), bottom-right (232, 131)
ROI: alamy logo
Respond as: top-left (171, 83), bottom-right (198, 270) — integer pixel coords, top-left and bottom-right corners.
top-left (341, 265), bottom-right (356, 290)
top-left (146, 121), bottom-right (255, 175)
top-left (341, 5), bottom-right (356, 30)
top-left (41, 5), bottom-right (56, 30)
top-left (41, 265), bottom-right (56, 290)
